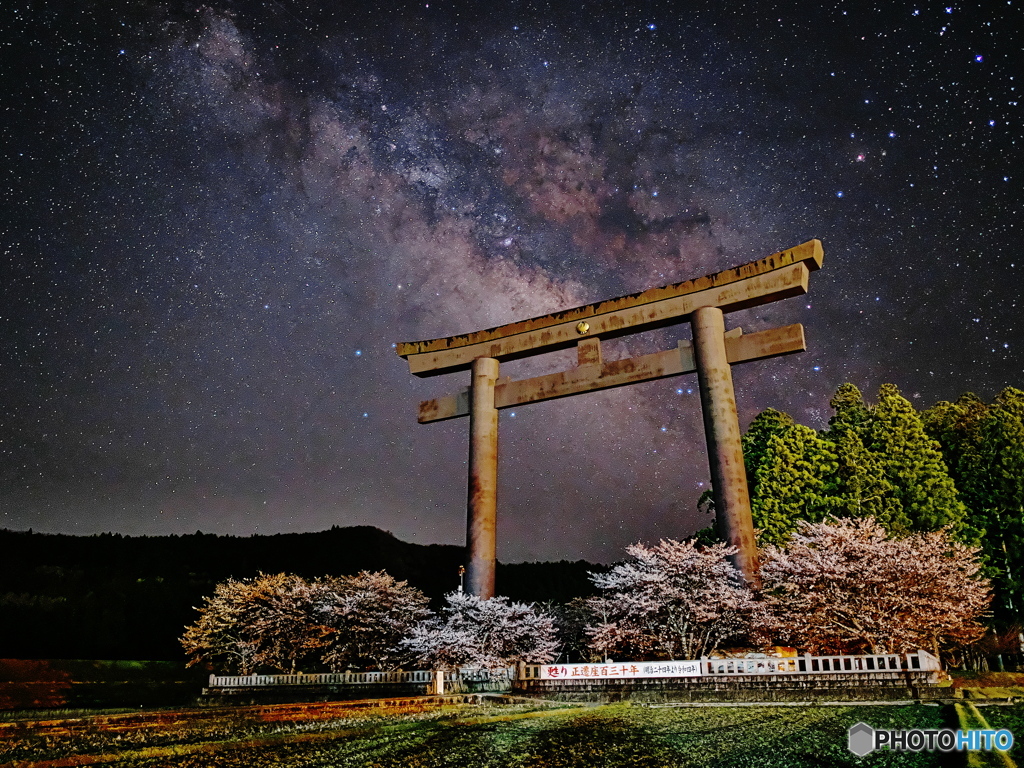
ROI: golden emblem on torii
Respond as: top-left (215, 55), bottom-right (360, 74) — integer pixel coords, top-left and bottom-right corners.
top-left (397, 240), bottom-right (824, 599)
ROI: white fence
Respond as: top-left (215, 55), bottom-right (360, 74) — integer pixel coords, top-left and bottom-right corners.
top-left (702, 650), bottom-right (940, 675)
top-left (209, 651), bottom-right (941, 690)
top-left (208, 667), bottom-right (515, 691)
top-left (209, 670), bottom-right (435, 688)
top-left (444, 667), bottom-right (514, 684)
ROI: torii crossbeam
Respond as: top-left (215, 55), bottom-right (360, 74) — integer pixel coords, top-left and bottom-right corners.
top-left (396, 239), bottom-right (824, 597)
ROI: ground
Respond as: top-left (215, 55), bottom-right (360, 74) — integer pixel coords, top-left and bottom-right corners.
top-left (3, 696), bottom-right (1020, 767)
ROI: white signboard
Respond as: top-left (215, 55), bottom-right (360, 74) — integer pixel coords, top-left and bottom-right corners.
top-left (538, 660), bottom-right (702, 680)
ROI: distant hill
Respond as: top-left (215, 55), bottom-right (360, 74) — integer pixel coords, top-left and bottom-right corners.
top-left (0, 527), bottom-right (599, 660)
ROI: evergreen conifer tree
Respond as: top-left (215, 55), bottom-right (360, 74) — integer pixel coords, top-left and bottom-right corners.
top-left (922, 392), bottom-right (990, 517)
top-left (830, 427), bottom-right (910, 533)
top-left (826, 382), bottom-right (872, 439)
top-left (741, 383), bottom-right (976, 547)
top-left (749, 424), bottom-right (843, 545)
top-left (742, 408), bottom-right (796, 501)
top-left (868, 383), bottom-right (969, 538)
top-left (979, 388), bottom-right (1024, 614)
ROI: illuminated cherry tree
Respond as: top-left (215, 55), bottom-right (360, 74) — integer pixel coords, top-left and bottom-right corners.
top-left (312, 571), bottom-right (430, 671)
top-left (181, 570), bottom-right (428, 674)
top-left (585, 539), bottom-right (763, 660)
top-left (759, 517), bottom-right (991, 655)
top-left (181, 577), bottom-right (261, 675)
top-left (403, 591), bottom-right (558, 670)
top-left (181, 572), bottom-right (329, 674)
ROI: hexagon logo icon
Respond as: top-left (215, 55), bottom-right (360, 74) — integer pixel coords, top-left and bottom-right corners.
top-left (848, 722), bottom-right (875, 756)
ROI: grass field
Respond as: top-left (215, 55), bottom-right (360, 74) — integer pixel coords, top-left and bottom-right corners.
top-left (0, 698), bottom-right (1012, 767)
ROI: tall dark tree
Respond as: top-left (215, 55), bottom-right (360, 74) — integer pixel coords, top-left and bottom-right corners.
top-left (921, 392), bottom-right (990, 518)
top-left (928, 388), bottom-right (1024, 617)
top-left (830, 427), bottom-right (910, 534)
top-left (823, 384), bottom-right (911, 533)
top-left (867, 384), bottom-right (971, 540)
top-left (826, 383), bottom-right (873, 440)
top-left (748, 424), bottom-right (843, 545)
top-left (742, 408), bottom-right (797, 500)
top-left (981, 388), bottom-right (1024, 615)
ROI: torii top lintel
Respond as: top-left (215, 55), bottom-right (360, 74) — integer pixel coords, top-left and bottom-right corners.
top-left (396, 239), bottom-right (823, 377)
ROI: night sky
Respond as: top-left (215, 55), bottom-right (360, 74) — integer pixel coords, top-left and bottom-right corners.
top-left (1, 0), bottom-right (1020, 563)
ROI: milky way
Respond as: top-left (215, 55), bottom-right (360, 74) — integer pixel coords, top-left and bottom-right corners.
top-left (1, 0), bottom-right (1020, 563)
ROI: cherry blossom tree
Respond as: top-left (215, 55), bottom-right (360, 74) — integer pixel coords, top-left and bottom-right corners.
top-left (246, 572), bottom-right (332, 673)
top-left (180, 576), bottom-right (261, 674)
top-left (180, 572), bottom-right (329, 674)
top-left (403, 591), bottom-right (558, 670)
top-left (585, 539), bottom-right (764, 661)
top-left (312, 571), bottom-right (430, 671)
top-left (759, 517), bottom-right (991, 656)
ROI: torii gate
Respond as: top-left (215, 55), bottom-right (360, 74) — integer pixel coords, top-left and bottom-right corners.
top-left (396, 239), bottom-right (824, 598)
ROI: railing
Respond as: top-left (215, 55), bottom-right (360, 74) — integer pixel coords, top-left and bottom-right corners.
top-left (208, 651), bottom-right (942, 689)
top-left (703, 653), bottom-right (908, 675)
top-left (208, 667), bottom-right (517, 690)
top-left (521, 650), bottom-right (941, 681)
top-left (907, 649), bottom-right (942, 671)
top-left (209, 670), bottom-right (434, 688)
top-left (443, 667), bottom-right (514, 683)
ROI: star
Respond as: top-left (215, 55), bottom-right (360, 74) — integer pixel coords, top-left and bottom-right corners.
top-left (0, 0), bottom-right (1018, 564)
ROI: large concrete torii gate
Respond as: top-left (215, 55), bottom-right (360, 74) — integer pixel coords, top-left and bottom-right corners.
top-left (396, 239), bottom-right (824, 598)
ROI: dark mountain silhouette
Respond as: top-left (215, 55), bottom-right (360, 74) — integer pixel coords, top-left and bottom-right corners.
top-left (0, 526), bottom-right (598, 660)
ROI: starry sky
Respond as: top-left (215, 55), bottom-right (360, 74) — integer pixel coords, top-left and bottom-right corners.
top-left (1, 0), bottom-right (1020, 563)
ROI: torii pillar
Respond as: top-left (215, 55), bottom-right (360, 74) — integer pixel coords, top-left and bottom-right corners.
top-left (691, 306), bottom-right (759, 587)
top-left (467, 357), bottom-right (500, 599)
top-left (397, 239), bottom-right (824, 597)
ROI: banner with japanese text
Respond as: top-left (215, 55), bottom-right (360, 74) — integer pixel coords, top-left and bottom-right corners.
top-left (538, 660), bottom-right (702, 680)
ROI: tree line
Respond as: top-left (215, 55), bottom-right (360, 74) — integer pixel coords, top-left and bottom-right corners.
top-left (183, 517), bottom-right (989, 673)
top-left (741, 383), bottom-right (1024, 624)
